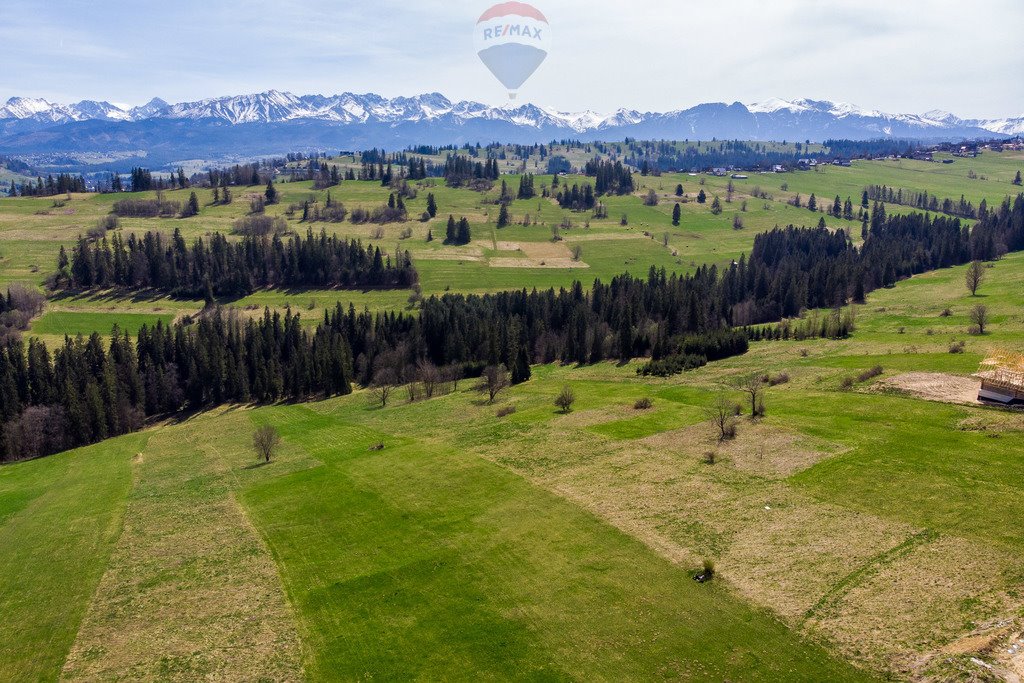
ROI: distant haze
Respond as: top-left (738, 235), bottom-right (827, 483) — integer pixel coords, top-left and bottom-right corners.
top-left (0, 0), bottom-right (1021, 120)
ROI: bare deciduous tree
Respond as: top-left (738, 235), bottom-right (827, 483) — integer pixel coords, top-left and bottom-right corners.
top-left (477, 364), bottom-right (510, 404)
top-left (252, 425), bottom-right (281, 463)
top-left (442, 364), bottom-right (464, 392)
top-left (705, 394), bottom-right (738, 442)
top-left (738, 374), bottom-right (766, 418)
top-left (371, 368), bottom-right (399, 407)
top-left (418, 360), bottom-right (441, 398)
top-left (966, 260), bottom-right (985, 296)
top-left (970, 304), bottom-right (990, 334)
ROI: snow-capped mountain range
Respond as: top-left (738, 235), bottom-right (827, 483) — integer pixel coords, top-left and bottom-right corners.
top-left (0, 91), bottom-right (653, 132)
top-left (0, 92), bottom-right (1019, 170)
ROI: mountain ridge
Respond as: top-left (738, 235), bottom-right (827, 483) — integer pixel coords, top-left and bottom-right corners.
top-left (1, 92), bottom-right (1020, 170)
top-left (3, 91), bottom-right (1021, 135)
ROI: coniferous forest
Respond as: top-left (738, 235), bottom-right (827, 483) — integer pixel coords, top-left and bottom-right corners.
top-left (56, 229), bottom-right (418, 297)
top-left (2, 194), bottom-right (1022, 460)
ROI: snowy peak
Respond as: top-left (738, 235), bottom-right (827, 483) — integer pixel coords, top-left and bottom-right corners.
top-left (0, 91), bottom-right (1019, 141)
top-left (747, 98), bottom-right (883, 119)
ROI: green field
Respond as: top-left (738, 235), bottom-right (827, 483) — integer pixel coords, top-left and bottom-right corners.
top-left (1, 144), bottom-right (1024, 680)
top-left (2, 146), bottom-right (1021, 343)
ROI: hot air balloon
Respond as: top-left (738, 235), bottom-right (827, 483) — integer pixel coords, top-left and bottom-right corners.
top-left (474, 2), bottom-right (551, 100)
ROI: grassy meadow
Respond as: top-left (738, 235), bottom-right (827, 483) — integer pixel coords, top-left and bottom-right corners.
top-left (2, 146), bottom-right (1021, 345)
top-left (1, 143), bottom-right (1023, 680)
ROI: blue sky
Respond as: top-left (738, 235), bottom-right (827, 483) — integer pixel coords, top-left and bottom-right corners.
top-left (1, 0), bottom-right (1021, 118)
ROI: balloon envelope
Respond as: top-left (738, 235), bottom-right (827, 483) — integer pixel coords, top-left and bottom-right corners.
top-left (474, 2), bottom-right (551, 95)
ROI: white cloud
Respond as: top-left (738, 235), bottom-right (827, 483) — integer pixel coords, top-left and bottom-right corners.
top-left (0, 0), bottom-right (1020, 119)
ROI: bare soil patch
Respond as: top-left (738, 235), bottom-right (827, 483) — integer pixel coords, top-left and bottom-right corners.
top-left (519, 241), bottom-right (574, 260)
top-left (561, 233), bottom-right (646, 242)
top-left (879, 372), bottom-right (982, 405)
top-left (489, 257), bottom-right (589, 269)
top-left (412, 245), bottom-right (485, 261)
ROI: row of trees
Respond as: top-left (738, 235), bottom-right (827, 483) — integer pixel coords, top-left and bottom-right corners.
top-left (864, 184), bottom-right (985, 219)
top-left (556, 183), bottom-right (598, 212)
top-left (58, 229), bottom-right (418, 297)
top-left (8, 173), bottom-right (87, 197)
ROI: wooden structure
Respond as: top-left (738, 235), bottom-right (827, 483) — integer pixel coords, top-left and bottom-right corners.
top-left (977, 351), bottom-right (1024, 405)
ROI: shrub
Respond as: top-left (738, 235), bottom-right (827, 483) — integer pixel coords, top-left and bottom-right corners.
top-left (839, 376), bottom-right (855, 390)
top-left (112, 198), bottom-right (180, 218)
top-left (702, 558), bottom-right (715, 578)
top-left (695, 558), bottom-right (716, 583)
top-left (554, 385), bottom-right (576, 413)
top-left (940, 308), bottom-right (953, 317)
top-left (232, 214), bottom-right (287, 237)
top-left (856, 365), bottom-right (883, 382)
top-left (633, 397), bottom-right (653, 410)
top-left (703, 451), bottom-right (717, 465)
top-left (97, 214), bottom-right (120, 231)
top-left (767, 371), bottom-right (790, 386)
top-left (496, 405), bottom-right (516, 418)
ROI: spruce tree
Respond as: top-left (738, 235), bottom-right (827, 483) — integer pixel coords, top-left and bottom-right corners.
top-left (672, 203), bottom-right (681, 226)
top-left (265, 180), bottom-right (278, 204)
top-left (426, 193), bottom-right (437, 217)
top-left (446, 215), bottom-right (457, 243)
top-left (1015, 171), bottom-right (1022, 186)
top-left (697, 189), bottom-right (707, 204)
top-left (675, 184), bottom-right (684, 197)
top-left (184, 192), bottom-right (200, 217)
top-left (457, 217), bottom-right (471, 244)
top-left (511, 346), bottom-right (531, 384)
top-left (497, 203), bottom-right (510, 228)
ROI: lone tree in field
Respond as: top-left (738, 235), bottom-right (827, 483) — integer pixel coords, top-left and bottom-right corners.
top-left (265, 179), bottom-right (278, 205)
top-left (371, 367), bottom-right (399, 407)
top-left (675, 183), bottom-right (684, 196)
top-left (478, 364), bottom-right (510, 403)
top-left (697, 189), bottom-right (707, 204)
top-left (738, 374), bottom-right (766, 418)
top-left (426, 192), bottom-right (437, 217)
top-left (672, 202), bottom-right (681, 226)
top-left (706, 394), bottom-right (738, 442)
top-left (970, 304), bottom-right (990, 335)
top-left (554, 385), bottom-right (576, 413)
top-left (252, 425), bottom-right (281, 463)
top-left (497, 203), bottom-right (510, 228)
top-left (966, 260), bottom-right (985, 296)
top-left (710, 195), bottom-right (722, 215)
top-left (1014, 170), bottom-right (1022, 186)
